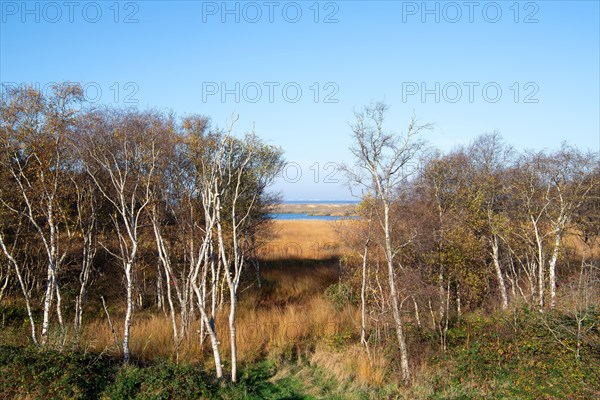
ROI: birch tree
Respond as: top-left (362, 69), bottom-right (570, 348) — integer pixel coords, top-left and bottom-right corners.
top-left (183, 117), bottom-right (227, 378)
top-left (344, 102), bottom-right (430, 385)
top-left (79, 108), bottom-right (161, 363)
top-left (335, 199), bottom-right (374, 348)
top-left (420, 151), bottom-right (468, 350)
top-left (213, 127), bottom-right (284, 382)
top-left (0, 84), bottom-right (83, 344)
top-left (510, 147), bottom-right (596, 310)
top-left (71, 172), bottom-right (99, 335)
top-left (0, 216), bottom-right (38, 343)
top-left (542, 144), bottom-right (597, 308)
top-left (467, 132), bottom-right (514, 310)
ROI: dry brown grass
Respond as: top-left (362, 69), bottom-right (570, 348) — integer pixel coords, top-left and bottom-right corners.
top-left (82, 291), bottom-right (354, 365)
top-left (258, 220), bottom-right (345, 260)
top-left (310, 343), bottom-right (389, 387)
top-left (81, 222), bottom-right (351, 362)
top-left (70, 219), bottom-right (383, 387)
top-left (564, 229), bottom-right (600, 258)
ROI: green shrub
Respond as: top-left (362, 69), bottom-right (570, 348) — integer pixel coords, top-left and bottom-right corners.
top-left (104, 360), bottom-right (309, 400)
top-left (324, 283), bottom-right (354, 310)
top-left (0, 345), bottom-right (116, 399)
top-left (102, 362), bottom-right (212, 400)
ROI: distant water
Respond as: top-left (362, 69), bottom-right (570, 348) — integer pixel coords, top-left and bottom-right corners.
top-left (282, 200), bottom-right (359, 204)
top-left (270, 213), bottom-right (357, 221)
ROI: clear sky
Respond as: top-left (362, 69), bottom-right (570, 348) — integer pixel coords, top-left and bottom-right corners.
top-left (1, 0), bottom-right (599, 200)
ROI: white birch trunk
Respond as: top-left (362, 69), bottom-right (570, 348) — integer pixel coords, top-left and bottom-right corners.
top-left (360, 239), bottom-right (369, 346)
top-left (0, 233), bottom-right (38, 344)
top-left (491, 235), bottom-right (509, 310)
top-left (548, 222), bottom-right (564, 309)
top-left (192, 282), bottom-right (223, 378)
top-left (383, 203), bottom-right (410, 385)
top-left (532, 216), bottom-right (545, 310)
top-left (123, 257), bottom-right (134, 363)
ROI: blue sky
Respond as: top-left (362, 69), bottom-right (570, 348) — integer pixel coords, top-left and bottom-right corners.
top-left (1, 0), bottom-right (599, 200)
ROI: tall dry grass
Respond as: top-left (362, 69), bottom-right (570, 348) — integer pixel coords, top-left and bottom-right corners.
top-left (81, 285), bottom-right (355, 365)
top-left (72, 219), bottom-right (388, 387)
top-left (81, 221), bottom-right (345, 357)
top-left (258, 220), bottom-right (345, 260)
top-left (310, 343), bottom-right (389, 387)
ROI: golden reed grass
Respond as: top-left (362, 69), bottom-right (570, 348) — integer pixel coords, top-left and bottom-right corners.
top-left (258, 220), bottom-right (345, 260)
top-left (76, 219), bottom-right (387, 385)
top-left (81, 296), bottom-right (353, 364)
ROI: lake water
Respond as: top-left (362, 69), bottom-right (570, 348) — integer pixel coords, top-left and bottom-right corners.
top-left (270, 213), bottom-right (358, 221)
top-left (282, 200), bottom-right (360, 204)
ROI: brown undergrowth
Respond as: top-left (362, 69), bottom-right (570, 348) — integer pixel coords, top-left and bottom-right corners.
top-left (73, 220), bottom-right (388, 387)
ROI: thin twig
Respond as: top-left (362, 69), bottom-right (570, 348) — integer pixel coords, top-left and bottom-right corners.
top-left (101, 296), bottom-right (121, 352)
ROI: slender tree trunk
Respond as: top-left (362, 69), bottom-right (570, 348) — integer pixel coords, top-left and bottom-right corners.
top-left (0, 272), bottom-right (9, 304)
top-left (152, 216), bottom-right (181, 361)
top-left (360, 239), bottom-right (369, 347)
top-left (74, 234), bottom-right (94, 335)
top-left (491, 235), bottom-right (509, 310)
top-left (412, 297), bottom-right (422, 329)
top-left (444, 281), bottom-right (450, 350)
top-left (164, 266), bottom-right (179, 363)
top-left (55, 279), bottom-right (64, 332)
top-left (74, 294), bottom-right (83, 334)
top-left (156, 265), bottom-right (164, 311)
top-left (383, 204), bottom-right (410, 385)
top-left (0, 234), bottom-right (37, 344)
top-left (438, 268), bottom-right (445, 345)
top-left (101, 296), bottom-right (120, 350)
top-left (123, 260), bottom-right (133, 364)
top-left (532, 216), bottom-right (545, 310)
top-left (41, 266), bottom-right (55, 344)
top-left (50, 210), bottom-right (64, 333)
top-left (192, 283), bottom-right (223, 378)
top-left (210, 240), bottom-right (218, 323)
top-left (228, 285), bottom-right (238, 382)
top-left (189, 214), bottom-right (223, 379)
top-left (216, 201), bottom-right (239, 383)
top-left (428, 298), bottom-right (436, 331)
top-left (456, 283), bottom-right (462, 319)
top-left (527, 260), bottom-right (536, 301)
top-left (548, 224), bottom-right (564, 309)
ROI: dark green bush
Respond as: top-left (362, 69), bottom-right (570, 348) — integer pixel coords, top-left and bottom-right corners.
top-left (324, 283), bottom-right (354, 310)
top-left (102, 362), bottom-right (213, 400)
top-left (0, 345), bottom-right (310, 399)
top-left (0, 345), bottom-right (116, 399)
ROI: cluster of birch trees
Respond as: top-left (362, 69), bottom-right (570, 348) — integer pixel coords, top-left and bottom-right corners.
top-left (1, 86), bottom-right (597, 385)
top-left (0, 84), bottom-right (284, 381)
top-left (342, 102), bottom-right (599, 385)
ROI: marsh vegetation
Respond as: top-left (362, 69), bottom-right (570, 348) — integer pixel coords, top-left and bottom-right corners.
top-left (0, 85), bottom-right (598, 399)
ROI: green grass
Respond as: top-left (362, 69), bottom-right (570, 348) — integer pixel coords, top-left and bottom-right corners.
top-left (0, 304), bottom-right (598, 399)
top-left (411, 306), bottom-right (600, 399)
top-left (0, 345), bottom-right (312, 400)
top-left (0, 344), bottom-right (116, 399)
top-left (103, 360), bottom-right (311, 400)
